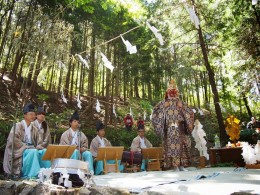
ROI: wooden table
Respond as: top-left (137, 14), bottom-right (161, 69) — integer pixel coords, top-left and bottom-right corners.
top-left (209, 147), bottom-right (245, 167)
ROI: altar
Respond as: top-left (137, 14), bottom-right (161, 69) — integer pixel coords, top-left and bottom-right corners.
top-left (209, 147), bottom-right (245, 167)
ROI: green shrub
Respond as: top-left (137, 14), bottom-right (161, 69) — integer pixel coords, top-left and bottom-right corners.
top-left (239, 129), bottom-right (260, 145)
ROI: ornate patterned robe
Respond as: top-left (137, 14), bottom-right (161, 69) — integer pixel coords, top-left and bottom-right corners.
top-left (130, 136), bottom-right (153, 153)
top-left (3, 121), bottom-right (41, 175)
top-left (152, 97), bottom-right (194, 168)
top-left (89, 135), bottom-right (112, 158)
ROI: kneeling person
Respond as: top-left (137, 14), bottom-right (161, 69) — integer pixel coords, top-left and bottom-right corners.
top-left (60, 111), bottom-right (94, 173)
top-left (32, 106), bottom-right (51, 168)
top-left (131, 124), bottom-right (152, 170)
top-left (3, 103), bottom-right (43, 178)
top-left (90, 121), bottom-right (123, 175)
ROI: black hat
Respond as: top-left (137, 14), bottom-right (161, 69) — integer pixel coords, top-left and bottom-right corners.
top-left (70, 110), bottom-right (79, 121)
top-left (23, 102), bottom-right (35, 114)
top-left (96, 120), bottom-right (105, 131)
top-left (138, 124), bottom-right (145, 131)
top-left (37, 106), bottom-right (45, 114)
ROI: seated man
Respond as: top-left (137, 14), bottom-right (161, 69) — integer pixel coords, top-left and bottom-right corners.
top-left (90, 120), bottom-right (123, 175)
top-left (3, 102), bottom-right (43, 178)
top-left (60, 111), bottom-right (94, 173)
top-left (32, 106), bottom-right (51, 168)
top-left (131, 124), bottom-right (152, 170)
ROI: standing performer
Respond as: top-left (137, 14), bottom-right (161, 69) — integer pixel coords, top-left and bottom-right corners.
top-left (32, 106), bottom-right (51, 168)
top-left (3, 102), bottom-right (43, 178)
top-left (60, 111), bottom-right (94, 173)
top-left (152, 80), bottom-right (194, 171)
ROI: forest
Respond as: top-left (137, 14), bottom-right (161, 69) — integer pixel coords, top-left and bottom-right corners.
top-left (0, 0), bottom-right (259, 149)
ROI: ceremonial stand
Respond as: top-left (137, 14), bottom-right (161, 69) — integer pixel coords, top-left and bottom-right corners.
top-left (142, 147), bottom-right (163, 171)
top-left (96, 147), bottom-right (124, 174)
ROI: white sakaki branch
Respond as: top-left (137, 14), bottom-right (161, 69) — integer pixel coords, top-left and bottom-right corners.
top-left (192, 119), bottom-right (209, 160)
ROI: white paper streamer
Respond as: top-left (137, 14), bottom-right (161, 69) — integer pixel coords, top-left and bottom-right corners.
top-left (197, 108), bottom-right (204, 116)
top-left (184, 5), bottom-right (200, 29)
top-left (252, 0), bottom-right (258, 5)
top-left (100, 52), bottom-right (114, 72)
top-left (113, 103), bottom-right (117, 117)
top-left (96, 99), bottom-right (101, 113)
top-left (120, 35), bottom-right (137, 54)
top-left (61, 89), bottom-right (68, 104)
top-left (77, 93), bottom-right (82, 109)
top-left (150, 109), bottom-right (153, 121)
top-left (57, 60), bottom-right (66, 69)
top-left (146, 22), bottom-right (164, 45)
top-left (75, 54), bottom-right (89, 69)
top-left (130, 107), bottom-right (133, 116)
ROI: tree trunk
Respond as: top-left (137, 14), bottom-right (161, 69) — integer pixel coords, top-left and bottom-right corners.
top-left (147, 81), bottom-right (152, 100)
top-left (0, 0), bottom-right (15, 59)
top-left (242, 92), bottom-right (252, 118)
top-left (191, 0), bottom-right (226, 144)
top-left (48, 63), bottom-right (55, 92)
top-left (195, 72), bottom-right (201, 108)
top-left (57, 66), bottom-right (63, 94)
top-left (134, 75), bottom-right (140, 98)
top-left (30, 50), bottom-right (43, 94)
top-left (11, 1), bottom-right (34, 80)
top-left (70, 60), bottom-right (75, 100)
top-left (64, 56), bottom-right (72, 97)
top-left (202, 72), bottom-right (209, 108)
top-left (88, 33), bottom-right (95, 98)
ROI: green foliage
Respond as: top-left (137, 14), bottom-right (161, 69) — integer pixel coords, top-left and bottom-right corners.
top-left (140, 99), bottom-right (153, 111)
top-left (0, 121), bottom-right (11, 150)
top-left (46, 108), bottom-right (74, 128)
top-left (211, 162), bottom-right (234, 167)
top-left (239, 129), bottom-right (260, 145)
top-left (37, 94), bottom-right (49, 102)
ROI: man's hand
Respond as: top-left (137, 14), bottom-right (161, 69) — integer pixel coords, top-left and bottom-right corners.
top-left (27, 145), bottom-right (35, 149)
top-left (36, 145), bottom-right (44, 150)
top-left (80, 147), bottom-right (87, 153)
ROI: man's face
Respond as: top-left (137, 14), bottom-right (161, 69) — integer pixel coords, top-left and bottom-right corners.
top-left (24, 112), bottom-right (36, 122)
top-left (97, 129), bottom-right (105, 137)
top-left (36, 113), bottom-right (45, 122)
top-left (138, 130), bottom-right (145, 138)
top-left (71, 120), bottom-right (79, 130)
